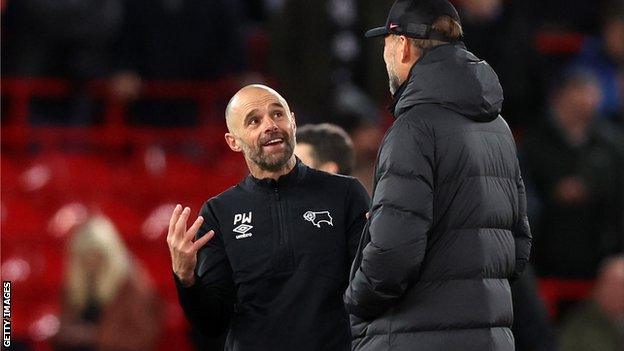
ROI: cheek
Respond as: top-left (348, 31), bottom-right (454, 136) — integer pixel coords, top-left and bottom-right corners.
top-left (383, 49), bottom-right (395, 73)
top-left (383, 47), bottom-right (390, 65)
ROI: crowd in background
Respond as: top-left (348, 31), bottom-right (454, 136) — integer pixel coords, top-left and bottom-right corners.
top-left (1, 0), bottom-right (623, 350)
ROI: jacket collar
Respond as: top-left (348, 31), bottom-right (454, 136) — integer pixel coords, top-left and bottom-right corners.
top-left (243, 157), bottom-right (307, 193)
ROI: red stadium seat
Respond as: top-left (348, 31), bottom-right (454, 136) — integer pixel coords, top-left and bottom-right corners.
top-left (538, 278), bottom-right (594, 319)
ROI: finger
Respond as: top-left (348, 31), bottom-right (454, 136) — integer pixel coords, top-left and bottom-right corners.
top-left (365, 212), bottom-right (370, 220)
top-left (168, 204), bottom-right (182, 237)
top-left (174, 207), bottom-right (191, 238)
top-left (192, 230), bottom-right (215, 251)
top-left (185, 216), bottom-right (204, 241)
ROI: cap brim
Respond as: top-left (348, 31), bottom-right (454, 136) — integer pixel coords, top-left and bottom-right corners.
top-left (364, 27), bottom-right (388, 38)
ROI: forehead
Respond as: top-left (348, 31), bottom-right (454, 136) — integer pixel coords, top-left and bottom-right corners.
top-left (234, 88), bottom-right (286, 115)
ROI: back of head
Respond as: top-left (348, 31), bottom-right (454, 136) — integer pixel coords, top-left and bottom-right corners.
top-left (409, 15), bottom-right (463, 50)
top-left (296, 123), bottom-right (355, 175)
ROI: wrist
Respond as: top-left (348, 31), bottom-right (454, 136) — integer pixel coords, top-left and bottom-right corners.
top-left (174, 271), bottom-right (196, 287)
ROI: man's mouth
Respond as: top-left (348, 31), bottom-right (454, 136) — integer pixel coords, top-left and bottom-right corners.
top-left (263, 138), bottom-right (284, 146)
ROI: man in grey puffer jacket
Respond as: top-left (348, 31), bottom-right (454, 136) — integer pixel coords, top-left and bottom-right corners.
top-left (344, 0), bottom-right (532, 350)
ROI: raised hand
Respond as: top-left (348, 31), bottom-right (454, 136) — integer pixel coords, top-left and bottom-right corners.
top-left (166, 204), bottom-right (215, 287)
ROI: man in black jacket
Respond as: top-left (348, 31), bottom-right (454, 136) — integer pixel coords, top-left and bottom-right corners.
top-left (344, 1), bottom-right (532, 350)
top-left (167, 84), bottom-right (370, 350)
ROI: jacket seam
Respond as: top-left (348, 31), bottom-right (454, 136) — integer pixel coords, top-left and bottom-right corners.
top-left (359, 325), bottom-right (511, 337)
top-left (437, 174), bottom-right (515, 187)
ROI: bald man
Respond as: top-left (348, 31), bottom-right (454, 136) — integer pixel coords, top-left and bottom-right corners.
top-left (167, 85), bottom-right (370, 351)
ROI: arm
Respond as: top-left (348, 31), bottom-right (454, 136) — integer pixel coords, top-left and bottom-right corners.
top-left (345, 117), bottom-right (433, 320)
top-left (511, 171), bottom-right (532, 281)
top-left (345, 179), bottom-right (371, 267)
top-left (168, 203), bottom-right (235, 338)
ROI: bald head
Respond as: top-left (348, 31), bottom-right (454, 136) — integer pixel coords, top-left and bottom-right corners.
top-left (225, 84), bottom-right (291, 133)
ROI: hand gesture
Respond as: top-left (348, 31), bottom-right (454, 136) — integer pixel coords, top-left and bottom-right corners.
top-left (167, 204), bottom-right (214, 287)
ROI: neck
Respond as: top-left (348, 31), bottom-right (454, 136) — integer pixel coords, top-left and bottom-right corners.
top-left (246, 156), bottom-right (297, 180)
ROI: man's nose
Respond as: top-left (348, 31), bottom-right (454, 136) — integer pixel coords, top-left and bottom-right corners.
top-left (263, 116), bottom-right (279, 132)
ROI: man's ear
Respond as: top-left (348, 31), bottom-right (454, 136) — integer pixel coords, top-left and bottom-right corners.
top-left (225, 133), bottom-right (242, 152)
top-left (399, 35), bottom-right (413, 64)
top-left (291, 112), bottom-right (297, 132)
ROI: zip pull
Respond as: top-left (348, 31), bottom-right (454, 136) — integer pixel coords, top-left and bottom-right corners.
top-left (274, 187), bottom-right (280, 200)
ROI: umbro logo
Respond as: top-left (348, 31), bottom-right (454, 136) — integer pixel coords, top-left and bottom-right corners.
top-left (233, 212), bottom-right (253, 239)
top-left (303, 210), bottom-right (333, 228)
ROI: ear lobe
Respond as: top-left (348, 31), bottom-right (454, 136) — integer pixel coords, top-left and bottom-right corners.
top-left (224, 133), bottom-right (242, 152)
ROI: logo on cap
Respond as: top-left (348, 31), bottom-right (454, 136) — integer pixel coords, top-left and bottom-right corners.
top-left (389, 22), bottom-right (399, 29)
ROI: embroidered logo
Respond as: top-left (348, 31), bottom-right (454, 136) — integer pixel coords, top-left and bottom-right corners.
top-left (233, 212), bottom-right (253, 239)
top-left (303, 211), bottom-right (333, 228)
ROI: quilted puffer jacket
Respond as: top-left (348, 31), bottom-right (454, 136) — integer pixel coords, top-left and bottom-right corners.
top-left (345, 42), bottom-right (532, 351)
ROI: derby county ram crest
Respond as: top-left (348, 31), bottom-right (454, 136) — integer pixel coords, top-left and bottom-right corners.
top-left (303, 211), bottom-right (333, 228)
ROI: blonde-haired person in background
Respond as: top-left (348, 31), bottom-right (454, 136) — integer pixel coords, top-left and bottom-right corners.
top-left (53, 215), bottom-right (162, 351)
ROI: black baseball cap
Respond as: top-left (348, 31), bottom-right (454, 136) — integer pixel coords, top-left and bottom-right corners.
top-left (365, 0), bottom-right (461, 41)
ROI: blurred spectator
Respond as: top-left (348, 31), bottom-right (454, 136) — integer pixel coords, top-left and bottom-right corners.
top-left (4, 0), bottom-right (121, 78)
top-left (111, 0), bottom-right (247, 125)
top-left (522, 70), bottom-right (624, 278)
top-left (3, 0), bottom-right (123, 124)
top-left (558, 255), bottom-right (624, 351)
top-left (268, 0), bottom-right (389, 125)
top-left (295, 123), bottom-right (355, 175)
top-left (458, 0), bottom-right (543, 128)
top-left (348, 118), bottom-right (384, 194)
top-left (571, 2), bottom-right (624, 120)
top-left (52, 216), bottom-right (162, 351)
top-left (530, 0), bottom-right (608, 35)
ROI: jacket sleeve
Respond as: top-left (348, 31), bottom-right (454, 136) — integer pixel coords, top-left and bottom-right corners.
top-left (511, 171), bottom-right (532, 281)
top-left (174, 201), bottom-right (236, 338)
top-left (345, 117), bottom-right (433, 320)
top-left (345, 179), bottom-right (371, 271)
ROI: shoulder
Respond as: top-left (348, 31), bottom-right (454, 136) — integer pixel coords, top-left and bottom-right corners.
top-left (391, 107), bottom-right (438, 143)
top-left (204, 182), bottom-right (248, 206)
top-left (304, 166), bottom-right (364, 189)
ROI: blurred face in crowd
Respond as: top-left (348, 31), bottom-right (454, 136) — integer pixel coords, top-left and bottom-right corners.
top-left (604, 18), bottom-right (624, 63)
top-left (294, 143), bottom-right (317, 168)
top-left (555, 78), bottom-right (602, 125)
top-left (294, 142), bottom-right (341, 174)
top-left (82, 250), bottom-right (106, 276)
top-left (225, 86), bottom-right (296, 174)
top-left (595, 257), bottom-right (624, 319)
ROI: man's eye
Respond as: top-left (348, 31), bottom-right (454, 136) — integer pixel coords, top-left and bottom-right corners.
top-left (249, 118), bottom-right (259, 125)
top-left (274, 111), bottom-right (283, 118)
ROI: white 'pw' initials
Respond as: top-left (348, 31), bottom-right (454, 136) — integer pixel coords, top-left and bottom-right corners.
top-left (233, 212), bottom-right (253, 239)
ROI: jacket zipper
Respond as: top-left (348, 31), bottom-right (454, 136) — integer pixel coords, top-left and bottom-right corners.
top-left (274, 186), bottom-right (285, 246)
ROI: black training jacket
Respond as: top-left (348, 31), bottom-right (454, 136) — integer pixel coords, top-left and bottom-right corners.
top-left (344, 42), bottom-right (532, 351)
top-left (175, 160), bottom-right (369, 351)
